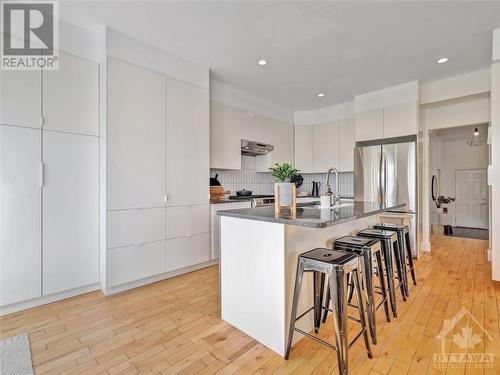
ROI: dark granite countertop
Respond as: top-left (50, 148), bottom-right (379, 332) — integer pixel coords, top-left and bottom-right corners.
top-left (217, 201), bottom-right (406, 228)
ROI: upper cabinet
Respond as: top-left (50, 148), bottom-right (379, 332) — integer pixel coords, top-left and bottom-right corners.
top-left (294, 119), bottom-right (355, 173)
top-left (210, 100), bottom-right (242, 170)
top-left (210, 100), bottom-right (294, 170)
top-left (339, 118), bottom-right (355, 172)
top-left (166, 78), bottom-right (209, 206)
top-left (43, 52), bottom-right (99, 136)
top-left (0, 69), bottom-right (42, 128)
top-left (312, 121), bottom-right (339, 173)
top-left (107, 58), bottom-right (167, 210)
top-left (355, 102), bottom-right (417, 142)
top-left (355, 109), bottom-right (384, 142)
top-left (383, 102), bottom-right (418, 138)
top-left (294, 126), bottom-right (313, 173)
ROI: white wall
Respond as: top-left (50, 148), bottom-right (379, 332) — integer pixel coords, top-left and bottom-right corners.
top-left (294, 101), bottom-right (354, 125)
top-left (493, 28), bottom-right (500, 62)
top-left (491, 62), bottom-right (500, 279)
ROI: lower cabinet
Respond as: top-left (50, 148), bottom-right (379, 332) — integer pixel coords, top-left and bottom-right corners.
top-left (107, 241), bottom-right (166, 287)
top-left (165, 233), bottom-right (210, 273)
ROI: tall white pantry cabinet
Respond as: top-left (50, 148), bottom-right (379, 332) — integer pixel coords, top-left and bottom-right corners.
top-left (0, 52), bottom-right (100, 312)
top-left (106, 58), bottom-right (211, 292)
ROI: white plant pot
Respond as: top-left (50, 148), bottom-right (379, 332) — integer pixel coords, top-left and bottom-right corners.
top-left (275, 182), bottom-right (294, 206)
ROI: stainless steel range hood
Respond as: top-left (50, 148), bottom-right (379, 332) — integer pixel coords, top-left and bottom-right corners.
top-left (241, 139), bottom-right (274, 157)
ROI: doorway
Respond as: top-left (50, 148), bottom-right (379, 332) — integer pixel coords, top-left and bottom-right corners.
top-left (428, 124), bottom-right (489, 240)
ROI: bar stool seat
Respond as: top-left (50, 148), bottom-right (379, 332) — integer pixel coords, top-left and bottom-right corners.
top-left (373, 223), bottom-right (417, 296)
top-left (285, 248), bottom-right (373, 375)
top-left (330, 236), bottom-right (391, 345)
top-left (357, 228), bottom-right (406, 318)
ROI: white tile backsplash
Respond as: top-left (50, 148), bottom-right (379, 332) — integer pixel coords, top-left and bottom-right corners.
top-left (211, 156), bottom-right (354, 197)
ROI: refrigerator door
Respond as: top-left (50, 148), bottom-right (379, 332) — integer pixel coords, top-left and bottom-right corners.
top-left (382, 142), bottom-right (416, 212)
top-left (354, 145), bottom-right (382, 203)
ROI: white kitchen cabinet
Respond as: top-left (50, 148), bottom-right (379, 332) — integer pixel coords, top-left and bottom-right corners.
top-left (107, 241), bottom-right (166, 287)
top-left (210, 100), bottom-right (242, 170)
top-left (355, 109), bottom-right (384, 142)
top-left (339, 118), bottom-right (355, 171)
top-left (313, 121), bottom-right (339, 173)
top-left (107, 58), bottom-right (166, 210)
top-left (166, 204), bottom-right (210, 239)
top-left (383, 102), bottom-right (417, 138)
top-left (43, 52), bottom-right (99, 136)
top-left (108, 208), bottom-right (165, 249)
top-left (0, 126), bottom-right (42, 306)
top-left (43, 131), bottom-right (99, 295)
top-left (0, 70), bottom-right (42, 128)
top-left (294, 126), bottom-right (313, 173)
top-left (210, 201), bottom-right (251, 259)
top-left (165, 233), bottom-right (210, 272)
top-left (166, 78), bottom-right (209, 206)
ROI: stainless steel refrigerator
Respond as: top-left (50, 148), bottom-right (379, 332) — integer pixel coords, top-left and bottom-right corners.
top-left (354, 136), bottom-right (418, 256)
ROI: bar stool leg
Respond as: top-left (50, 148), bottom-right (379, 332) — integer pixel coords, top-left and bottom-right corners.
top-left (397, 232), bottom-right (410, 298)
top-left (361, 256), bottom-right (377, 345)
top-left (392, 240), bottom-right (407, 301)
top-left (375, 250), bottom-right (391, 322)
top-left (405, 232), bottom-right (417, 286)
top-left (322, 285), bottom-right (330, 324)
top-left (328, 269), bottom-right (348, 375)
top-left (352, 269), bottom-right (373, 359)
top-left (382, 239), bottom-right (398, 318)
top-left (285, 259), bottom-right (305, 360)
top-left (347, 273), bottom-right (355, 304)
top-left (313, 272), bottom-right (325, 333)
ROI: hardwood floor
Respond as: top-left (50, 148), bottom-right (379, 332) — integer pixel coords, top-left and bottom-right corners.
top-left (1, 235), bottom-right (499, 374)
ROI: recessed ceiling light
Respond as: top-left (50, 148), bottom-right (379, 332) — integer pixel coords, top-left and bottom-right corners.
top-left (317, 93), bottom-right (325, 98)
top-left (437, 57), bottom-right (448, 64)
top-left (258, 59), bottom-right (267, 66)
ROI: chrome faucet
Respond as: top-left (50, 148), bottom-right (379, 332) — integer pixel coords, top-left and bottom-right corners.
top-left (324, 167), bottom-right (341, 206)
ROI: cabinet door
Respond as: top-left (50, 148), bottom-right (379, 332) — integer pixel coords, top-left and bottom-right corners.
top-left (166, 205), bottom-right (209, 239)
top-left (0, 70), bottom-right (42, 127)
top-left (383, 102), bottom-right (417, 138)
top-left (43, 132), bottom-right (99, 295)
top-left (355, 109), bottom-right (384, 142)
top-left (339, 118), bottom-right (355, 172)
top-left (108, 58), bottom-right (166, 210)
top-left (313, 121), bottom-right (339, 173)
top-left (294, 126), bottom-right (313, 173)
top-left (0, 126), bottom-right (42, 306)
top-left (108, 208), bottom-right (165, 249)
top-left (165, 233), bottom-right (210, 272)
top-left (166, 78), bottom-right (209, 206)
top-left (210, 100), bottom-right (242, 170)
top-left (107, 241), bottom-right (165, 287)
top-left (43, 52), bottom-right (99, 136)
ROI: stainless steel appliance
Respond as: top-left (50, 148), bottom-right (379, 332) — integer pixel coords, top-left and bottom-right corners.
top-left (354, 136), bottom-right (416, 212)
top-left (241, 139), bottom-right (274, 156)
top-left (228, 194), bottom-right (275, 207)
top-left (354, 135), bottom-right (418, 256)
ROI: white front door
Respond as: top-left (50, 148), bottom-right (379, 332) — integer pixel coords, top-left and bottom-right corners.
top-left (455, 169), bottom-right (488, 229)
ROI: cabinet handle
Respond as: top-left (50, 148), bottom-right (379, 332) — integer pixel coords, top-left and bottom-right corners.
top-left (164, 195), bottom-right (168, 203)
top-left (40, 162), bottom-right (45, 187)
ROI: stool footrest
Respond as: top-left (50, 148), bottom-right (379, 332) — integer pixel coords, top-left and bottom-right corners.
top-left (293, 328), bottom-right (337, 350)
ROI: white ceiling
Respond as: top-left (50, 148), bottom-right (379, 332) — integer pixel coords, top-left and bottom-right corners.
top-left (59, 1), bottom-right (500, 110)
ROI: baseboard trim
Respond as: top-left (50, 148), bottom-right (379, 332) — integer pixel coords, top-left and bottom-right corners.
top-left (421, 240), bottom-right (432, 252)
top-left (487, 248), bottom-right (492, 262)
top-left (0, 283), bottom-right (101, 316)
top-left (103, 259), bottom-right (219, 296)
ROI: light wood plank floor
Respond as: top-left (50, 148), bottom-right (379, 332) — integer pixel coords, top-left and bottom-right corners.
top-left (1, 235), bottom-right (499, 374)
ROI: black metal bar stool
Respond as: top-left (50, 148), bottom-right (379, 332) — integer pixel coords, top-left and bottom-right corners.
top-left (328, 236), bottom-right (391, 345)
top-left (373, 223), bottom-right (417, 296)
top-left (357, 228), bottom-right (406, 318)
top-left (285, 248), bottom-right (373, 375)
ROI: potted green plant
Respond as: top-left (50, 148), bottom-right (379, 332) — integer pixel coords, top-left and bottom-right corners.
top-left (269, 163), bottom-right (300, 206)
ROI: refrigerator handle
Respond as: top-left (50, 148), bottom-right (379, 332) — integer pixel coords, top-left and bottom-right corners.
top-left (378, 150), bottom-right (383, 204)
top-left (383, 151), bottom-right (387, 204)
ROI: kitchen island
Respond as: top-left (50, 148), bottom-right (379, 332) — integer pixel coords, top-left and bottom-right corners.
top-left (218, 201), bottom-right (405, 356)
